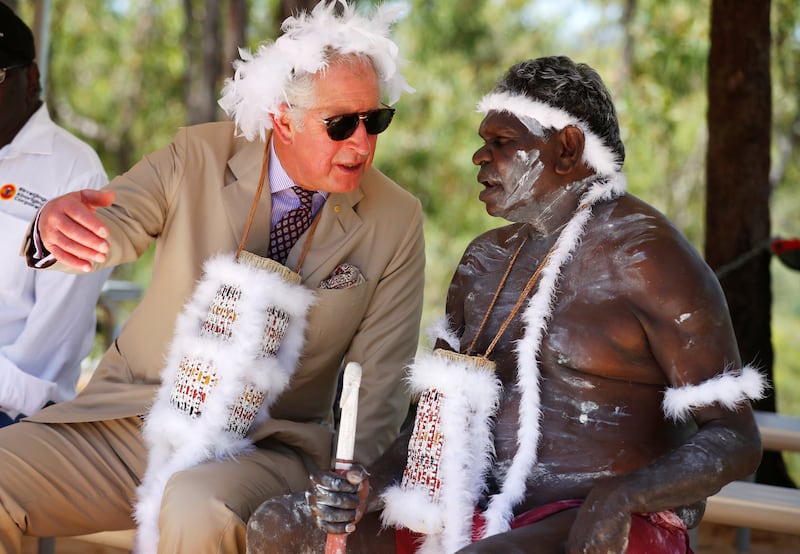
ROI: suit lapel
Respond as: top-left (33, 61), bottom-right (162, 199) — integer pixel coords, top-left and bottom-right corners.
top-left (223, 135), bottom-right (272, 257)
top-left (288, 186), bottom-right (364, 281)
top-left (223, 138), bottom-right (371, 277)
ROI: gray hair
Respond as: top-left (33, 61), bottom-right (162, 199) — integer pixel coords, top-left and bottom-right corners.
top-left (283, 50), bottom-right (381, 129)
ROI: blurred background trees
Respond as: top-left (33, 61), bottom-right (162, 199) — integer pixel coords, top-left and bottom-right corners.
top-left (6, 0), bottom-right (800, 483)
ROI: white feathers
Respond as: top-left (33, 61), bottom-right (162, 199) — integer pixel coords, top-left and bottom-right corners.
top-left (133, 253), bottom-right (314, 553)
top-left (218, 0), bottom-right (413, 141)
top-left (662, 365), bottom-right (766, 422)
top-left (477, 91), bottom-right (623, 177)
top-left (381, 350), bottom-right (501, 553)
top-left (426, 316), bottom-right (461, 352)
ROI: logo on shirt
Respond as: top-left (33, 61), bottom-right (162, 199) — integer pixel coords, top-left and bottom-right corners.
top-left (1, 184), bottom-right (16, 200)
top-left (0, 184), bottom-right (47, 208)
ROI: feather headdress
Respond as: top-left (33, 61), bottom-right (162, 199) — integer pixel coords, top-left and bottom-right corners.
top-left (218, 0), bottom-right (413, 141)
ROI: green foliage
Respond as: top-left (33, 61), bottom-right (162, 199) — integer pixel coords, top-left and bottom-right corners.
top-left (46, 1), bottom-right (187, 175)
top-left (375, 0), bottom-right (541, 325)
top-left (771, 0), bottom-right (800, 240)
top-left (772, 260), bottom-right (800, 483)
top-left (614, 0), bottom-right (710, 245)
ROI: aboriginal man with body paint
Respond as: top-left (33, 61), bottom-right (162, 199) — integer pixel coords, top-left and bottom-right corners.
top-left (248, 56), bottom-right (764, 554)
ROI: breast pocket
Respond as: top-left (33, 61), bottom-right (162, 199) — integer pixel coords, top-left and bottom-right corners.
top-left (306, 282), bottom-right (371, 347)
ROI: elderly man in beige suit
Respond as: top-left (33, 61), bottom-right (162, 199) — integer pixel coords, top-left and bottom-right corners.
top-left (0, 2), bottom-right (424, 553)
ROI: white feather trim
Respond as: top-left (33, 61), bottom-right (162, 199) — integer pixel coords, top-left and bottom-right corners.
top-left (662, 365), bottom-right (766, 422)
top-left (477, 91), bottom-right (623, 177)
top-left (381, 350), bottom-right (501, 553)
top-left (381, 486), bottom-right (444, 535)
top-left (133, 253), bottom-right (315, 553)
top-left (218, 0), bottom-right (414, 141)
top-left (426, 317), bottom-right (461, 351)
top-left (480, 175), bottom-right (626, 538)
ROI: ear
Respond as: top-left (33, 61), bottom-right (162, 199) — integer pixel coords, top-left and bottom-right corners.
top-left (26, 63), bottom-right (42, 99)
top-left (270, 105), bottom-right (295, 145)
top-left (553, 125), bottom-right (585, 175)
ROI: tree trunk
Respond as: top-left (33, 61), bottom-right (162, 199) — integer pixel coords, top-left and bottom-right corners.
top-left (278, 0), bottom-right (325, 23)
top-left (184, 0), bottom-right (222, 124)
top-left (223, 0), bottom-right (247, 80)
top-left (706, 0), bottom-right (792, 487)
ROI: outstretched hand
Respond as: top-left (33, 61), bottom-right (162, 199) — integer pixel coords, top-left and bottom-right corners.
top-left (38, 189), bottom-right (115, 272)
top-left (306, 465), bottom-right (370, 534)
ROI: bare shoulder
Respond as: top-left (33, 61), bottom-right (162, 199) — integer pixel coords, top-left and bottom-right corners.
top-left (571, 194), bottom-right (741, 383)
top-left (587, 195), bottom-right (719, 296)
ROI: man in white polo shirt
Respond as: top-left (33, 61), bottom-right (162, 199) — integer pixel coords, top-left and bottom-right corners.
top-left (0, 3), bottom-right (109, 426)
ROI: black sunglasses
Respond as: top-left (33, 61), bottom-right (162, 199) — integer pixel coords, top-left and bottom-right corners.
top-left (321, 105), bottom-right (396, 141)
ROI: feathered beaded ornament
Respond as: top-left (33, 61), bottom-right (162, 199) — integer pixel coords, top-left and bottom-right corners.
top-left (218, 0), bottom-right (414, 141)
top-left (381, 349), bottom-right (501, 554)
top-left (133, 137), bottom-right (316, 553)
top-left (133, 252), bottom-right (315, 554)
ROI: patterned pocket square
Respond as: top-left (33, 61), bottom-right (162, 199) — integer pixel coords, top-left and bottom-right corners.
top-left (318, 263), bottom-right (365, 290)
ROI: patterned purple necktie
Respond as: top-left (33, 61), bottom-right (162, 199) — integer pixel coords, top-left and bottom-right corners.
top-left (269, 186), bottom-right (315, 265)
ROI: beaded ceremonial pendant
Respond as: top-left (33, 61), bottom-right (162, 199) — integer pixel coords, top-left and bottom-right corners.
top-left (136, 251), bottom-right (314, 553)
top-left (381, 349), bottom-right (501, 554)
top-left (164, 252), bottom-right (304, 438)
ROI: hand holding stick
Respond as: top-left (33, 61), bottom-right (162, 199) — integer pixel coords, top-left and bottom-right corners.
top-left (325, 362), bottom-right (362, 554)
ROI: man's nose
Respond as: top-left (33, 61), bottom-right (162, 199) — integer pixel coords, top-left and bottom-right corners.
top-left (473, 145), bottom-right (489, 166)
top-left (346, 119), bottom-right (372, 155)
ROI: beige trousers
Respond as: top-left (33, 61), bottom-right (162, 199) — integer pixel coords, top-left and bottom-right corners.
top-left (0, 418), bottom-right (309, 553)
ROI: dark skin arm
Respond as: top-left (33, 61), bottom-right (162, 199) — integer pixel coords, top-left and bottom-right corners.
top-left (448, 202), bottom-right (762, 554)
top-left (564, 406), bottom-right (760, 554)
top-left (571, 413), bottom-right (759, 553)
top-left (561, 210), bottom-right (763, 554)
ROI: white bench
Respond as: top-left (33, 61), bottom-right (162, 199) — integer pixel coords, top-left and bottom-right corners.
top-left (703, 480), bottom-right (800, 535)
top-left (694, 410), bottom-right (800, 550)
top-left (755, 410), bottom-right (800, 452)
top-left (96, 279), bottom-right (143, 349)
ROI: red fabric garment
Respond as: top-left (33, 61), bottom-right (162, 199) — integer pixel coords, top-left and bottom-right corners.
top-left (395, 499), bottom-right (693, 553)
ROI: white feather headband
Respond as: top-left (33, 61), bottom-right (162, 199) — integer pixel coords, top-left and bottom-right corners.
top-left (218, 0), bottom-right (413, 141)
top-left (477, 91), bottom-right (623, 176)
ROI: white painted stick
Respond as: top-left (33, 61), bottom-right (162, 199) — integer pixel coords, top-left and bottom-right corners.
top-left (326, 362), bottom-right (362, 554)
top-left (334, 362), bottom-right (362, 471)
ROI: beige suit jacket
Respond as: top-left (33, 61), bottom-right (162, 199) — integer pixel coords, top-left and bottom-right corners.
top-left (26, 122), bottom-right (425, 469)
